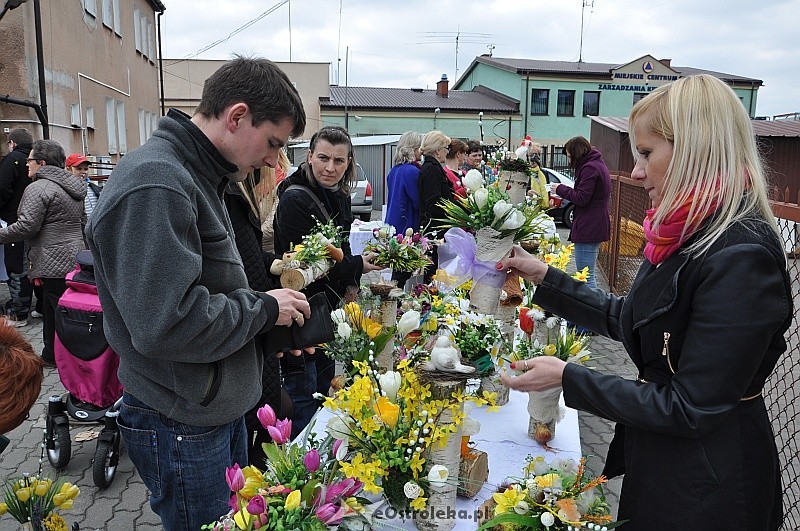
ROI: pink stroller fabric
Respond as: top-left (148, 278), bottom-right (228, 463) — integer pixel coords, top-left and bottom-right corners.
top-left (54, 266), bottom-right (123, 408)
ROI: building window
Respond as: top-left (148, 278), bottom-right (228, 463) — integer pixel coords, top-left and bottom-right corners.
top-left (105, 98), bottom-right (117, 154)
top-left (530, 89), bottom-right (549, 116)
top-left (557, 90), bottom-right (575, 116)
top-left (633, 92), bottom-right (648, 104)
top-left (102, 0), bottom-right (121, 36)
top-left (582, 91), bottom-right (600, 117)
top-left (84, 0), bottom-right (97, 17)
top-left (134, 7), bottom-right (142, 52)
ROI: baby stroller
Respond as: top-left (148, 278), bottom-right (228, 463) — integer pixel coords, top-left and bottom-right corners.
top-left (45, 250), bottom-right (124, 489)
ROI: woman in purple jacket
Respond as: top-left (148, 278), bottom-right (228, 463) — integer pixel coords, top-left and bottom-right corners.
top-left (550, 136), bottom-right (611, 290)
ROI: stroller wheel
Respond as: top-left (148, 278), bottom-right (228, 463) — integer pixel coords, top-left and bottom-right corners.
top-left (92, 432), bottom-right (120, 489)
top-left (46, 417), bottom-right (71, 470)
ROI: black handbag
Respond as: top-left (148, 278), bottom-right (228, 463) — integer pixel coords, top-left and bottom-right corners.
top-left (265, 292), bottom-right (334, 354)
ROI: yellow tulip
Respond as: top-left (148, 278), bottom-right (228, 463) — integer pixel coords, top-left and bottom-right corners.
top-left (365, 320), bottom-right (383, 340)
top-left (344, 302), bottom-right (362, 323)
top-left (58, 499), bottom-right (74, 510)
top-left (16, 487), bottom-right (31, 502)
top-left (0, 502), bottom-right (7, 515)
top-left (568, 343), bottom-right (582, 355)
top-left (65, 484), bottom-right (80, 500)
top-left (285, 489), bottom-right (301, 511)
top-left (233, 508), bottom-right (251, 529)
top-left (32, 480), bottom-right (48, 497)
top-left (543, 344), bottom-right (557, 356)
top-left (53, 493), bottom-right (66, 506)
top-left (375, 396), bottom-right (400, 428)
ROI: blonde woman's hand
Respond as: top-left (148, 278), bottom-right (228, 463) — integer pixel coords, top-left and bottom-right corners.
top-left (499, 356), bottom-right (566, 392)
top-left (495, 245), bottom-right (549, 284)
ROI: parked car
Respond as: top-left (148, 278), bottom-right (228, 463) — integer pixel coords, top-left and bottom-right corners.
top-left (282, 164), bottom-right (373, 222)
top-left (350, 163), bottom-right (373, 221)
top-left (541, 167), bottom-right (575, 228)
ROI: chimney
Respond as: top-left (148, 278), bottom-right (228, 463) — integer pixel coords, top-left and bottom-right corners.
top-left (436, 74), bottom-right (449, 98)
top-left (659, 58), bottom-right (672, 68)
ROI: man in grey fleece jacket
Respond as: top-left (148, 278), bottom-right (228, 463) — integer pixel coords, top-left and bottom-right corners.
top-left (86, 57), bottom-right (308, 531)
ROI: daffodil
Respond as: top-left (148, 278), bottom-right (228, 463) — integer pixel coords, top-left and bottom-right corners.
top-left (409, 496), bottom-right (428, 511)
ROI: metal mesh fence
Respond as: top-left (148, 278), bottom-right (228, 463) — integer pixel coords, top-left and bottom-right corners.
top-left (601, 178), bottom-right (800, 528)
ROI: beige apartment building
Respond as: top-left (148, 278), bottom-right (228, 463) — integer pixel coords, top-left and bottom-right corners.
top-left (162, 58), bottom-right (329, 142)
top-left (0, 0), bottom-right (165, 170)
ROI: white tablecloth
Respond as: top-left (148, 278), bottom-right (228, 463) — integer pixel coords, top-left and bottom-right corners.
top-left (303, 387), bottom-right (581, 530)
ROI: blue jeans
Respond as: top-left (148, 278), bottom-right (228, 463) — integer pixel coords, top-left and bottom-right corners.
top-left (574, 242), bottom-right (601, 290)
top-left (118, 393), bottom-right (247, 531)
top-left (282, 356), bottom-right (319, 439)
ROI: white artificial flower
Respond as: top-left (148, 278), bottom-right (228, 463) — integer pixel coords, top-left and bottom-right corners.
top-left (331, 309), bottom-right (347, 325)
top-left (540, 511), bottom-right (555, 527)
top-left (551, 458), bottom-right (577, 474)
top-left (405, 227), bottom-right (413, 237)
top-left (529, 307), bottom-right (546, 321)
top-left (546, 316), bottom-right (561, 329)
top-left (514, 500), bottom-right (530, 515)
top-left (473, 187), bottom-right (489, 209)
top-left (337, 322), bottom-right (352, 340)
top-left (531, 456), bottom-right (550, 475)
top-left (397, 310), bottom-right (421, 338)
top-left (334, 437), bottom-right (349, 460)
top-left (463, 169), bottom-right (484, 192)
top-left (492, 199), bottom-right (513, 221)
top-left (427, 465), bottom-right (449, 487)
top-left (378, 371), bottom-right (402, 403)
top-left (458, 298), bottom-right (471, 313)
top-left (500, 209), bottom-right (525, 230)
top-left (326, 415), bottom-right (352, 441)
top-left (576, 488), bottom-right (597, 513)
top-left (403, 481), bottom-right (422, 500)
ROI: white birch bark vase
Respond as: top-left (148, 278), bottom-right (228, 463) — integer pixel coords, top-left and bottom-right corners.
top-left (526, 386), bottom-right (564, 445)
top-left (498, 170), bottom-right (529, 205)
top-left (376, 299), bottom-right (397, 370)
top-left (414, 378), bottom-right (465, 531)
top-left (478, 373), bottom-right (509, 406)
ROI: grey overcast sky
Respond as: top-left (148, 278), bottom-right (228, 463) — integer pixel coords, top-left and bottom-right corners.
top-left (159, 0), bottom-right (799, 119)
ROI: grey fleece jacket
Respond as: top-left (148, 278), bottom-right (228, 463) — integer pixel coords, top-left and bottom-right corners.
top-left (86, 109), bottom-right (280, 426)
top-left (0, 165), bottom-right (86, 279)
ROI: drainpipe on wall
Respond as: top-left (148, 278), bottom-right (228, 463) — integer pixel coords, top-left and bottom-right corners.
top-left (33, 0), bottom-right (49, 139)
top-left (157, 10), bottom-right (165, 116)
top-left (749, 82), bottom-right (755, 117)
top-left (523, 74), bottom-right (530, 137)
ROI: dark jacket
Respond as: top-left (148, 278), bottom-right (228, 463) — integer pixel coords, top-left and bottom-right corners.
top-left (418, 156), bottom-right (453, 235)
top-left (0, 165), bottom-right (86, 279)
top-left (554, 148), bottom-right (610, 243)
top-left (274, 164), bottom-right (362, 308)
top-left (87, 109), bottom-right (280, 426)
top-left (223, 182), bottom-right (283, 422)
top-left (534, 217), bottom-right (792, 530)
top-left (0, 143), bottom-right (32, 223)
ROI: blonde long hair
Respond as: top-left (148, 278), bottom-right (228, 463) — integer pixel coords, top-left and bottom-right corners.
top-left (238, 149), bottom-right (291, 222)
top-left (629, 74), bottom-right (780, 257)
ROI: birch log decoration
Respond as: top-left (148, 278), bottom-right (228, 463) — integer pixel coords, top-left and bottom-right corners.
top-left (497, 170), bottom-right (529, 205)
top-left (414, 377), bottom-right (465, 531)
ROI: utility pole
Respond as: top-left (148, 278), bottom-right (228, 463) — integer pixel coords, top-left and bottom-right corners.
top-left (579, 0), bottom-right (594, 63)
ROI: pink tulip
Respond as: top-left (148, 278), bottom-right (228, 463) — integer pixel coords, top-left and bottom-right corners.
top-left (324, 478), bottom-right (354, 504)
top-left (412, 233), bottom-right (421, 242)
top-left (225, 464), bottom-right (244, 491)
top-left (304, 449), bottom-right (320, 473)
top-left (342, 478), bottom-right (363, 498)
top-left (247, 494), bottom-right (266, 515)
top-left (256, 404), bottom-right (277, 429)
top-left (332, 438), bottom-right (348, 460)
top-left (315, 502), bottom-right (346, 525)
top-left (267, 418), bottom-right (292, 444)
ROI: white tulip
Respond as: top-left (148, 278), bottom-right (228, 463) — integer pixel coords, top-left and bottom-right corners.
top-left (403, 481), bottom-right (422, 499)
top-left (326, 415), bottom-right (352, 441)
top-left (463, 169), bottom-right (484, 192)
top-left (378, 371), bottom-right (402, 402)
top-left (331, 309), bottom-right (347, 325)
top-left (405, 227), bottom-right (414, 237)
top-left (397, 310), bottom-right (421, 338)
top-left (500, 209), bottom-right (525, 230)
top-left (427, 464), bottom-right (449, 487)
top-left (492, 199), bottom-right (513, 221)
top-left (337, 322), bottom-right (352, 340)
top-left (473, 187), bottom-right (489, 209)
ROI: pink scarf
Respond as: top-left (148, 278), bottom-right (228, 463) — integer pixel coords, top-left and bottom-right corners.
top-left (642, 195), bottom-right (718, 265)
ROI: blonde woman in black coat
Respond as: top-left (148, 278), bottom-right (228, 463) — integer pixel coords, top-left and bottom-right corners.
top-left (499, 75), bottom-right (792, 530)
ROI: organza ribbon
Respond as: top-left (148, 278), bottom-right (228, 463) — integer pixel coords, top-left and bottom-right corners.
top-left (438, 228), bottom-right (508, 290)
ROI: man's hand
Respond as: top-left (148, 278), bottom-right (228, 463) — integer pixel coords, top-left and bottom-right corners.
top-left (268, 288), bottom-right (311, 327)
top-left (361, 252), bottom-right (384, 273)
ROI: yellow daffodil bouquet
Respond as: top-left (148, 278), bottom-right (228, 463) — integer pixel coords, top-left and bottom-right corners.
top-left (479, 456), bottom-right (624, 530)
top-left (1, 473), bottom-right (80, 531)
top-left (272, 218), bottom-right (345, 291)
top-left (204, 404), bottom-right (367, 531)
top-left (326, 302), bottom-right (394, 380)
top-left (322, 358), bottom-right (497, 513)
top-left (362, 226), bottom-right (433, 273)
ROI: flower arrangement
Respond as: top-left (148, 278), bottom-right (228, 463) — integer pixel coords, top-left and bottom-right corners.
top-left (479, 456), bottom-right (623, 530)
top-left (326, 302), bottom-right (394, 378)
top-left (1, 473), bottom-right (80, 531)
top-left (362, 226), bottom-right (432, 273)
top-left (509, 320), bottom-right (592, 366)
top-left (292, 218), bottom-right (343, 267)
top-left (204, 404), bottom-right (366, 531)
top-left (321, 358), bottom-right (497, 513)
top-left (437, 170), bottom-right (549, 242)
top-left (449, 311), bottom-right (503, 375)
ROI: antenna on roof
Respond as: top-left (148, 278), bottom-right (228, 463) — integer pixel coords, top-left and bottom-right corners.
top-left (487, 44), bottom-right (495, 57)
top-left (579, 0), bottom-right (595, 63)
